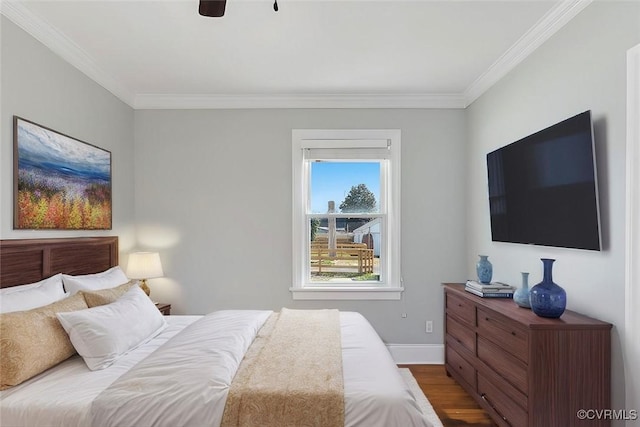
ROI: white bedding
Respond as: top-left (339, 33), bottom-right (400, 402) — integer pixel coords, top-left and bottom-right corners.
top-left (0, 311), bottom-right (431, 427)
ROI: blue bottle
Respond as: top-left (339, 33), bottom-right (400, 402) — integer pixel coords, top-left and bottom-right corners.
top-left (529, 258), bottom-right (566, 318)
top-left (513, 272), bottom-right (531, 308)
top-left (476, 255), bottom-right (493, 284)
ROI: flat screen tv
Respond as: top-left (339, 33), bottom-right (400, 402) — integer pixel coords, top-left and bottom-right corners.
top-left (486, 110), bottom-right (601, 251)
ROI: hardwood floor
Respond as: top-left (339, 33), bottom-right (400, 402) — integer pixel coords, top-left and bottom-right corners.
top-left (401, 364), bottom-right (498, 427)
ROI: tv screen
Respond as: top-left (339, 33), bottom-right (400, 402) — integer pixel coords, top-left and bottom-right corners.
top-left (486, 111), bottom-right (601, 251)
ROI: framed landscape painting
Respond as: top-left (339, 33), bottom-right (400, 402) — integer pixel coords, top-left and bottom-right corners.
top-left (14, 116), bottom-right (112, 230)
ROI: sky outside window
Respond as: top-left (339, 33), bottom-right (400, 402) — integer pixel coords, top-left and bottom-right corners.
top-left (310, 162), bottom-right (380, 213)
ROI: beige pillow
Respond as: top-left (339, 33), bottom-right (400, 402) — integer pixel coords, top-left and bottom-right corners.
top-left (81, 280), bottom-right (138, 308)
top-left (0, 293), bottom-right (88, 390)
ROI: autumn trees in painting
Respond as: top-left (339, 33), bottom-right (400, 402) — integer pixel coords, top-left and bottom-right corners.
top-left (14, 117), bottom-right (111, 230)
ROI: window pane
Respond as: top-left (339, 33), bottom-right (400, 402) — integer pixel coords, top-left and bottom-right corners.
top-left (310, 162), bottom-right (381, 214)
top-left (309, 216), bottom-right (381, 283)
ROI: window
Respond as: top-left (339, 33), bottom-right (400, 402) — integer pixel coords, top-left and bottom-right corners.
top-left (291, 129), bottom-right (402, 300)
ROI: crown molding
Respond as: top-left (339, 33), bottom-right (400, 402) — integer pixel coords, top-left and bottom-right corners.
top-left (2, 0), bottom-right (589, 110)
top-left (133, 93), bottom-right (466, 109)
top-left (463, 0), bottom-right (593, 107)
top-left (1, 0), bottom-right (135, 107)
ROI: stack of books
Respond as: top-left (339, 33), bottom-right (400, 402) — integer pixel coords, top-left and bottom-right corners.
top-left (465, 280), bottom-right (515, 298)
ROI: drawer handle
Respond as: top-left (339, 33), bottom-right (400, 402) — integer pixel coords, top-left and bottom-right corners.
top-left (481, 393), bottom-right (510, 425)
top-left (511, 331), bottom-right (517, 336)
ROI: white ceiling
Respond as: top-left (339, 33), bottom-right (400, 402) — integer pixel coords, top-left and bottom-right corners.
top-left (1, 0), bottom-right (591, 109)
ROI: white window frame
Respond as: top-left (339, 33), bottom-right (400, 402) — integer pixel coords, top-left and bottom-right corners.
top-left (291, 129), bottom-right (402, 300)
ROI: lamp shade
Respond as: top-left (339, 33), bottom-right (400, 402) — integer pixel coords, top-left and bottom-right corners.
top-left (126, 252), bottom-right (164, 280)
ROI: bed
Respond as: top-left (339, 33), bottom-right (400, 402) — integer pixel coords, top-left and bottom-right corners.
top-left (0, 237), bottom-right (434, 427)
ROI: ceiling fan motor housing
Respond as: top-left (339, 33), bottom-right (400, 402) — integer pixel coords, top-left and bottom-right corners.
top-left (199, 0), bottom-right (226, 17)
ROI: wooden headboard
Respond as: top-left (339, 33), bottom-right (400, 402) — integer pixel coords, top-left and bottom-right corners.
top-left (0, 237), bottom-right (118, 288)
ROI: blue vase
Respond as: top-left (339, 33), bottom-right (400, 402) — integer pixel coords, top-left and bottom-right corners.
top-left (476, 255), bottom-right (493, 284)
top-left (513, 272), bottom-right (531, 308)
top-left (529, 258), bottom-right (566, 318)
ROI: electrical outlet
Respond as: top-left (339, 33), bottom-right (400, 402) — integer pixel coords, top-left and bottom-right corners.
top-left (401, 313), bottom-right (407, 318)
top-left (426, 320), bottom-right (433, 333)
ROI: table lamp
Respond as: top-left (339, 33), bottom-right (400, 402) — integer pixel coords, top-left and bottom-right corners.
top-left (126, 252), bottom-right (163, 296)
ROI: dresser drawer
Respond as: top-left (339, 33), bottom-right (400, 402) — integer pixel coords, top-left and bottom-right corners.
top-left (478, 336), bottom-right (528, 394)
top-left (446, 292), bottom-right (476, 326)
top-left (446, 314), bottom-right (476, 354)
top-left (446, 345), bottom-right (476, 390)
top-left (477, 308), bottom-right (528, 362)
top-left (478, 372), bottom-right (528, 427)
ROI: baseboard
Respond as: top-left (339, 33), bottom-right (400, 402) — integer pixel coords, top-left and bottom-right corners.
top-left (386, 344), bottom-right (445, 364)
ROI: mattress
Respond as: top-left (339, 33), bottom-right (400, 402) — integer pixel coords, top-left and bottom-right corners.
top-left (0, 311), bottom-right (432, 427)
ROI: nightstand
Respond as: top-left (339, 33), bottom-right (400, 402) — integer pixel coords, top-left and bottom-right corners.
top-left (155, 303), bottom-right (171, 315)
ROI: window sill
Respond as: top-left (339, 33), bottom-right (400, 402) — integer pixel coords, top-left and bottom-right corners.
top-left (290, 286), bottom-right (404, 300)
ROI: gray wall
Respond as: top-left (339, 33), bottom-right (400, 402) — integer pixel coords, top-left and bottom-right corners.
top-left (466, 2), bottom-right (640, 421)
top-left (0, 17), bottom-right (136, 253)
top-left (133, 108), bottom-right (467, 344)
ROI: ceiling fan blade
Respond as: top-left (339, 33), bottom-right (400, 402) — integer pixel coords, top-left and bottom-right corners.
top-left (199, 0), bottom-right (226, 17)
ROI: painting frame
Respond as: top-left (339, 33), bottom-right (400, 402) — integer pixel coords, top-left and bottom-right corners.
top-left (13, 116), bottom-right (112, 230)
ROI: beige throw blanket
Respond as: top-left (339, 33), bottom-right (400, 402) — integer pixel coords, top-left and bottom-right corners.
top-left (221, 308), bottom-right (344, 427)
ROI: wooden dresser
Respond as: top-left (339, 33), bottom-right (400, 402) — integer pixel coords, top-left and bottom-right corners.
top-left (443, 283), bottom-right (612, 427)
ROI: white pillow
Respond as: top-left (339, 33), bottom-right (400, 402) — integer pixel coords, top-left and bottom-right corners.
top-left (56, 286), bottom-right (167, 370)
top-left (62, 266), bottom-right (129, 295)
top-left (0, 274), bottom-right (67, 314)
